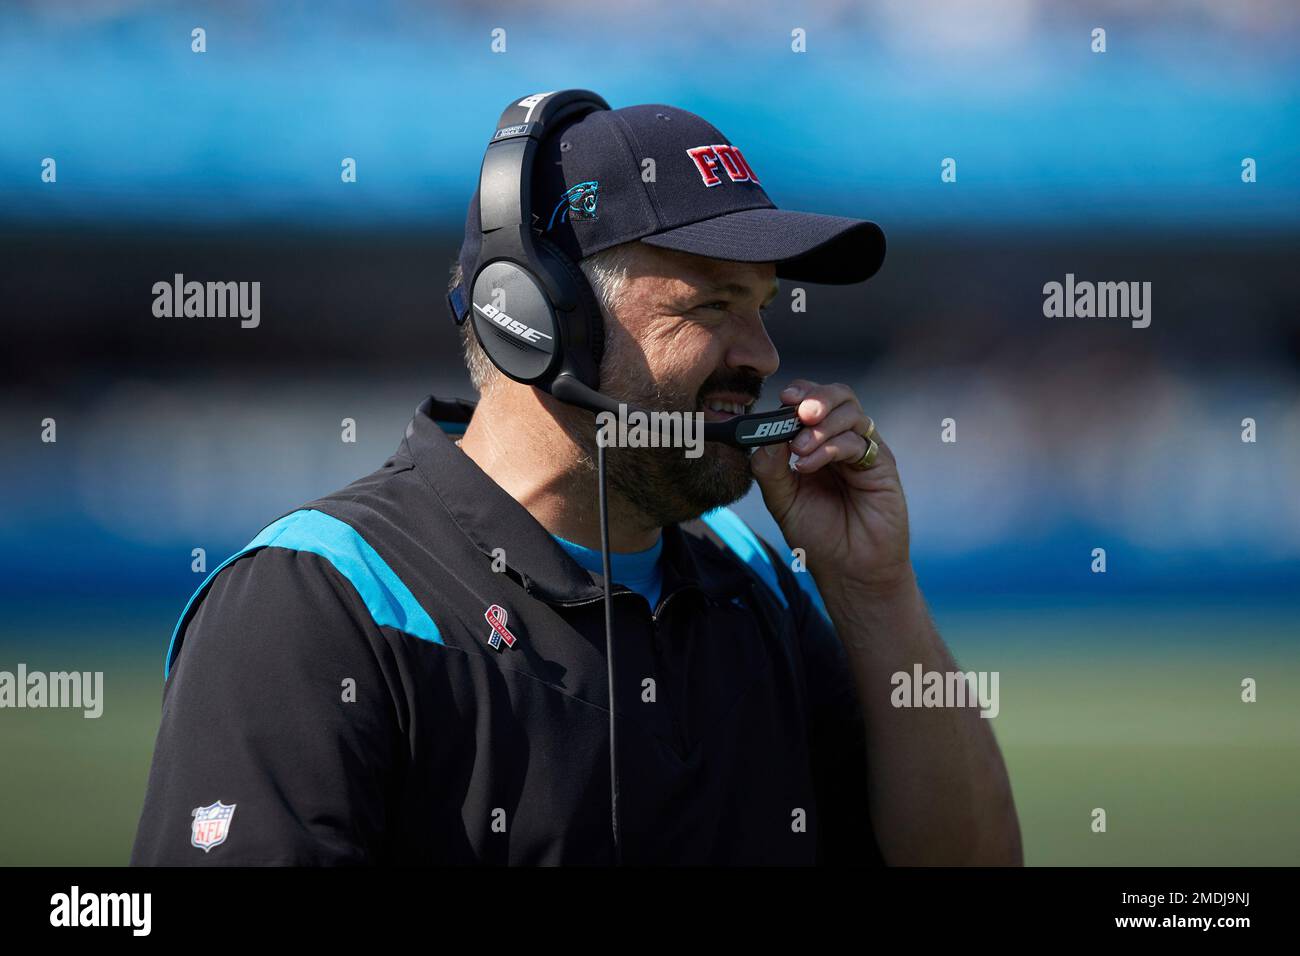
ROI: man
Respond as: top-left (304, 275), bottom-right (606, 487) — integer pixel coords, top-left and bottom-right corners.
top-left (131, 99), bottom-right (1021, 866)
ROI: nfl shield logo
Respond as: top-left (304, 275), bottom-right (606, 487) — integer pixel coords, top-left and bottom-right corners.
top-left (190, 800), bottom-right (237, 853)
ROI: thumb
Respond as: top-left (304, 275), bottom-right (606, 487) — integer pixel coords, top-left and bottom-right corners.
top-left (749, 441), bottom-right (798, 522)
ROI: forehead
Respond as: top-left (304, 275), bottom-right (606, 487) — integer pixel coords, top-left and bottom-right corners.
top-left (627, 243), bottom-right (779, 302)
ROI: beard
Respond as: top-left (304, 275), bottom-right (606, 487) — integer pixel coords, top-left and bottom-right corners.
top-left (560, 340), bottom-right (766, 530)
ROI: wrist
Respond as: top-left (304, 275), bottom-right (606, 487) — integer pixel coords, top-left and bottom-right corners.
top-left (821, 562), bottom-right (920, 609)
top-left (819, 565), bottom-right (932, 658)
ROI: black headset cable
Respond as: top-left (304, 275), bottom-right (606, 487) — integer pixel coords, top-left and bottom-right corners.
top-left (597, 440), bottom-right (623, 865)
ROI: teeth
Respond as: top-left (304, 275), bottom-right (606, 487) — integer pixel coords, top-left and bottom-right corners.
top-left (706, 400), bottom-right (746, 415)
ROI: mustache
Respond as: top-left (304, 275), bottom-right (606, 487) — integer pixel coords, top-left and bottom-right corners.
top-left (693, 372), bottom-right (765, 409)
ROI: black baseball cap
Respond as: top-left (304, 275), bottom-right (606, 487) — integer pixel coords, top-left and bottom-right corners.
top-left (453, 102), bottom-right (885, 301)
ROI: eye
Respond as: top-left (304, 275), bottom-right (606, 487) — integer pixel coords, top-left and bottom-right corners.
top-left (692, 300), bottom-right (772, 319)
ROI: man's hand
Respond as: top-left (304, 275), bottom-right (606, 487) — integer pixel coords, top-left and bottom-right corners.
top-left (749, 378), bottom-right (910, 601)
top-left (749, 377), bottom-right (1023, 866)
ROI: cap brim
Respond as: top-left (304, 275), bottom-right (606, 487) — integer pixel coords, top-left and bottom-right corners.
top-left (638, 207), bottom-right (886, 285)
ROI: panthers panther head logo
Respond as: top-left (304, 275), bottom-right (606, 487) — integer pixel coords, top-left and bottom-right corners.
top-left (547, 181), bottom-right (599, 231)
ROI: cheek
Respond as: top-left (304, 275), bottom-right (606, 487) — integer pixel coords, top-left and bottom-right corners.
top-left (643, 324), bottom-right (718, 382)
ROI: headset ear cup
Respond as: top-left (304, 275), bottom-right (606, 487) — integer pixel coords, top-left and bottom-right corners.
top-left (534, 234), bottom-right (605, 387)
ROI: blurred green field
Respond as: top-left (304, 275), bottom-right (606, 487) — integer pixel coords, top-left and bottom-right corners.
top-left (1, 601), bottom-right (1297, 865)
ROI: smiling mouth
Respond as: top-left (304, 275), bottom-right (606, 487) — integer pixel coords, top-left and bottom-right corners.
top-left (700, 396), bottom-right (756, 422)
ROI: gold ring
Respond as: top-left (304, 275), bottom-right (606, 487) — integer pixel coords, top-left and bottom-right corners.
top-left (849, 437), bottom-right (879, 471)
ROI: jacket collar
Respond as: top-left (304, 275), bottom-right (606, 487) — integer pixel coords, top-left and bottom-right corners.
top-left (399, 395), bottom-right (750, 610)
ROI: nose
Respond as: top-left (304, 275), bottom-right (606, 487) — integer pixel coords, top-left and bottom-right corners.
top-left (725, 310), bottom-right (781, 384)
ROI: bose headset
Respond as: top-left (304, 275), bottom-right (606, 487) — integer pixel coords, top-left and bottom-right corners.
top-left (447, 89), bottom-right (804, 864)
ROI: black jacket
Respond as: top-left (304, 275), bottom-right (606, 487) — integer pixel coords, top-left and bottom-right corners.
top-left (131, 395), bottom-right (884, 865)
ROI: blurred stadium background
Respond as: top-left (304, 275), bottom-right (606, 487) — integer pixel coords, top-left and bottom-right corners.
top-left (1, 0), bottom-right (1297, 865)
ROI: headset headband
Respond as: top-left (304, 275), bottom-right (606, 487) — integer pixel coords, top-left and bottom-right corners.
top-left (478, 90), bottom-right (609, 233)
top-left (448, 90), bottom-right (610, 326)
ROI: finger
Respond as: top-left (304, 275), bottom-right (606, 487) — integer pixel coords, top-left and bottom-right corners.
top-left (779, 379), bottom-right (819, 406)
top-left (793, 432), bottom-right (871, 474)
top-left (749, 441), bottom-right (798, 520)
top-left (790, 404), bottom-right (873, 458)
top-left (783, 382), bottom-right (859, 428)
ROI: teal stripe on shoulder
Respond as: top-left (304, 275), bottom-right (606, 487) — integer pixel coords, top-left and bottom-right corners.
top-left (164, 509), bottom-right (442, 677)
top-left (699, 507), bottom-right (788, 610)
top-left (793, 564), bottom-right (835, 628)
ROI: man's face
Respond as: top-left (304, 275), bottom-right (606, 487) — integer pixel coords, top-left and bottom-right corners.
top-left (564, 242), bottom-right (782, 529)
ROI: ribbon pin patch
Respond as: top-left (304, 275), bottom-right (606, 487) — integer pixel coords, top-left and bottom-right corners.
top-left (484, 604), bottom-right (518, 651)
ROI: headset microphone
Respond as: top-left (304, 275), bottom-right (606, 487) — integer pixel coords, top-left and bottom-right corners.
top-left (549, 375), bottom-right (802, 447)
